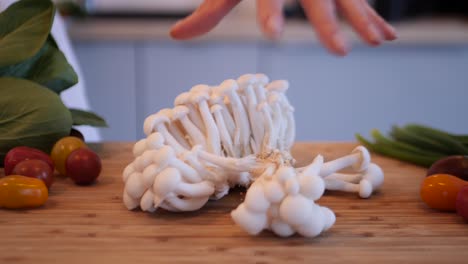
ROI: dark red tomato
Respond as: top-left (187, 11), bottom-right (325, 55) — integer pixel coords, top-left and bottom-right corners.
top-left (12, 159), bottom-right (54, 189)
top-left (4, 146), bottom-right (54, 175)
top-left (456, 185), bottom-right (468, 222)
top-left (66, 148), bottom-right (102, 185)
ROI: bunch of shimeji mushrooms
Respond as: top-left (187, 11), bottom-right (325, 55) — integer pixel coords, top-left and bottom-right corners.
top-left (122, 74), bottom-right (384, 237)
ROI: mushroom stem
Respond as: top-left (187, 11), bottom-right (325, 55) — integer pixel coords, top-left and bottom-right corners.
top-left (323, 163), bottom-right (384, 199)
top-left (174, 92), bottom-right (206, 133)
top-left (176, 181), bottom-right (215, 197)
top-left (218, 79), bottom-right (252, 156)
top-left (267, 94), bottom-right (284, 151)
top-left (191, 89), bottom-right (221, 155)
top-left (166, 195), bottom-right (210, 211)
top-left (258, 102), bottom-right (275, 154)
top-left (319, 146), bottom-right (371, 177)
top-left (194, 146), bottom-right (258, 172)
top-left (237, 74), bottom-right (264, 154)
top-left (324, 172), bottom-right (363, 183)
top-left (172, 105), bottom-right (206, 147)
top-left (211, 104), bottom-right (236, 157)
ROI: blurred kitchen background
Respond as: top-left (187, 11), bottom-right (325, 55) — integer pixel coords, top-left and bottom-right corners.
top-left (55, 0), bottom-right (468, 142)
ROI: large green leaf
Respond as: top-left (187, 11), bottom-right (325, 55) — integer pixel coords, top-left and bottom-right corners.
top-left (0, 37), bottom-right (79, 93)
top-left (0, 0), bottom-right (55, 67)
top-left (0, 77), bottom-right (72, 166)
top-left (69, 108), bottom-right (108, 127)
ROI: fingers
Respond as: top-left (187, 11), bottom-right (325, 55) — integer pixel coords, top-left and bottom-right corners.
top-left (170, 0), bottom-right (242, 40)
top-left (300, 0), bottom-right (349, 56)
top-left (336, 0), bottom-right (381, 46)
top-left (256, 0), bottom-right (285, 39)
top-left (363, 1), bottom-right (397, 41)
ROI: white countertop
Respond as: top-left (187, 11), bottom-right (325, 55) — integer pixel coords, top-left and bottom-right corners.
top-left (67, 14), bottom-right (468, 45)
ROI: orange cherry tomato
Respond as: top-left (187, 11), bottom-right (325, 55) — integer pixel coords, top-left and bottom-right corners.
top-left (50, 136), bottom-right (86, 176)
top-left (420, 174), bottom-right (468, 211)
top-left (0, 175), bottom-right (48, 209)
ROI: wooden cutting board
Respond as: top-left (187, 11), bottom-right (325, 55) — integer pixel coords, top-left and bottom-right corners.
top-left (1, 142), bottom-right (468, 264)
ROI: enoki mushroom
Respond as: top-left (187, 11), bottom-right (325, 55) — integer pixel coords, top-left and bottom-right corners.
top-left (122, 74), bottom-right (384, 237)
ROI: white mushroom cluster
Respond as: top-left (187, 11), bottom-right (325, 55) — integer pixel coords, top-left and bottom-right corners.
top-left (122, 74), bottom-right (384, 237)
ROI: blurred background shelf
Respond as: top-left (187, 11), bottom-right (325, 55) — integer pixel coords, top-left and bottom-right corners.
top-left (65, 1), bottom-right (468, 142)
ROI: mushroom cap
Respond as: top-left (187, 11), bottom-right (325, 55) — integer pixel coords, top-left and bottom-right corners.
top-left (153, 167), bottom-right (182, 197)
top-left (210, 104), bottom-right (223, 114)
top-left (209, 91), bottom-right (224, 104)
top-left (190, 84), bottom-right (211, 94)
top-left (255, 73), bottom-right (269, 85)
top-left (217, 79), bottom-right (238, 95)
top-left (264, 180), bottom-right (285, 203)
top-left (133, 139), bottom-right (147, 157)
top-left (271, 219), bottom-right (295, 237)
top-left (351, 146), bottom-right (371, 172)
top-left (266, 80), bottom-right (289, 93)
top-left (299, 175), bottom-right (325, 201)
top-left (279, 195), bottom-right (313, 227)
top-left (123, 190), bottom-right (139, 210)
top-left (256, 101), bottom-right (270, 113)
top-left (231, 204), bottom-right (267, 235)
top-left (143, 112), bottom-right (170, 135)
top-left (159, 108), bottom-right (174, 119)
top-left (172, 105), bottom-right (190, 120)
top-left (140, 189), bottom-right (156, 212)
top-left (364, 163), bottom-right (384, 188)
top-left (358, 179), bottom-right (373, 198)
top-left (174, 92), bottom-right (191, 105)
top-left (146, 132), bottom-right (165, 149)
top-left (122, 163), bottom-right (135, 183)
top-left (275, 166), bottom-right (295, 183)
top-left (295, 204), bottom-right (325, 237)
top-left (237, 74), bottom-right (256, 91)
top-left (153, 145), bottom-right (176, 168)
top-left (320, 206), bottom-right (336, 231)
top-left (125, 172), bottom-right (145, 199)
top-left (244, 183), bottom-right (270, 213)
top-left (190, 91), bottom-right (210, 103)
top-left (267, 93), bottom-right (281, 105)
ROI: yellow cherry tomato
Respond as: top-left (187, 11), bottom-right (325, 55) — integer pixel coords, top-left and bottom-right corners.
top-left (0, 175), bottom-right (48, 209)
top-left (420, 174), bottom-right (468, 211)
top-left (50, 136), bottom-right (86, 176)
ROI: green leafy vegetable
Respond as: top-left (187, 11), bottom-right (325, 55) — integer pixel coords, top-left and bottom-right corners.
top-left (0, 77), bottom-right (73, 165)
top-left (0, 0), bottom-right (54, 67)
top-left (0, 36), bottom-right (78, 93)
top-left (356, 123), bottom-right (468, 167)
top-left (69, 108), bottom-right (108, 127)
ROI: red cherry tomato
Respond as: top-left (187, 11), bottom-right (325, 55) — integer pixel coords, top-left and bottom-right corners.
top-left (66, 148), bottom-right (102, 185)
top-left (4, 146), bottom-right (54, 176)
top-left (456, 186), bottom-right (468, 222)
top-left (50, 137), bottom-right (86, 176)
top-left (12, 159), bottom-right (54, 189)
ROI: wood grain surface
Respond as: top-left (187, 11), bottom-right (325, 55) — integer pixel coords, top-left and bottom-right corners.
top-left (1, 142), bottom-right (468, 264)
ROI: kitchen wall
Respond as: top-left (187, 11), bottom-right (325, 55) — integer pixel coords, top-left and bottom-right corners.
top-left (68, 13), bottom-right (468, 142)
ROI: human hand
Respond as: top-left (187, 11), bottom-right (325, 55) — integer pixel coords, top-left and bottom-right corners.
top-left (169, 0), bottom-right (397, 56)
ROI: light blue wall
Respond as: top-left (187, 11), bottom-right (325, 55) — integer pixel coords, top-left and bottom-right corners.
top-left (74, 41), bottom-right (468, 142)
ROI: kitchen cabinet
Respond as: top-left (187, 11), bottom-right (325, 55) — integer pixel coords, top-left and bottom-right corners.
top-left (72, 21), bottom-right (468, 142)
top-left (258, 44), bottom-right (468, 140)
top-left (74, 42), bottom-right (137, 141)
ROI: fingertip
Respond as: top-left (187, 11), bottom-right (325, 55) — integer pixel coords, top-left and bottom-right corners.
top-left (366, 24), bottom-right (382, 46)
top-left (330, 33), bottom-right (350, 56)
top-left (385, 25), bottom-right (398, 41)
top-left (264, 15), bottom-right (284, 40)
